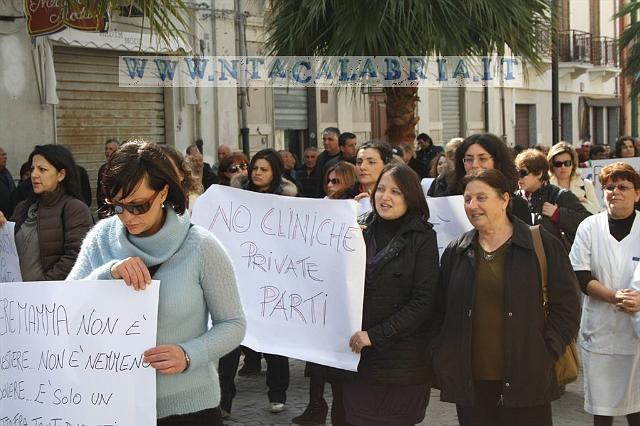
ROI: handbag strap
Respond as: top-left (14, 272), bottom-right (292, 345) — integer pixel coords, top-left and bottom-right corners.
top-left (530, 225), bottom-right (549, 316)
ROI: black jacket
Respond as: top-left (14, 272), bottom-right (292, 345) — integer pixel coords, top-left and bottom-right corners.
top-left (516, 182), bottom-right (591, 247)
top-left (433, 216), bottom-right (581, 407)
top-left (353, 213), bottom-right (439, 385)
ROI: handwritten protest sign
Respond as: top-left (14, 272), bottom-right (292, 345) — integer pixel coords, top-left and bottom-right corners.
top-left (580, 157), bottom-right (640, 207)
top-left (0, 222), bottom-right (22, 282)
top-left (192, 185), bottom-right (365, 371)
top-left (0, 280), bottom-right (159, 425)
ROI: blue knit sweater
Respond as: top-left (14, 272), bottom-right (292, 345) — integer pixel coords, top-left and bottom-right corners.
top-left (68, 207), bottom-right (246, 418)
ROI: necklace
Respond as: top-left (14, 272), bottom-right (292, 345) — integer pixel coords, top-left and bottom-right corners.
top-left (478, 238), bottom-right (512, 261)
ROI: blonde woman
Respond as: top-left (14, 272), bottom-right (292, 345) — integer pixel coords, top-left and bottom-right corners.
top-left (548, 142), bottom-right (600, 214)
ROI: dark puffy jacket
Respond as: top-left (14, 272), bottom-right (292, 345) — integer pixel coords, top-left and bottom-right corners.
top-left (516, 182), bottom-right (591, 247)
top-left (433, 216), bottom-right (580, 407)
top-left (353, 213), bottom-right (439, 385)
top-left (12, 189), bottom-right (93, 280)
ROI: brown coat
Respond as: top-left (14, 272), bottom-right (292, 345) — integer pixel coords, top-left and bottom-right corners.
top-left (12, 189), bottom-right (93, 280)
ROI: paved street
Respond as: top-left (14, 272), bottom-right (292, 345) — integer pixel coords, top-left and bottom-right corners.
top-left (224, 358), bottom-right (624, 426)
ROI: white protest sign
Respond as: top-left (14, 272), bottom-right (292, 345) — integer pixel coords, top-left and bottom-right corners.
top-left (0, 222), bottom-right (22, 282)
top-left (357, 197), bottom-right (372, 216)
top-left (0, 280), bottom-right (159, 425)
top-left (421, 178), bottom-right (435, 197)
top-left (426, 195), bottom-right (473, 254)
top-left (580, 157), bottom-right (640, 206)
top-left (192, 185), bottom-right (366, 371)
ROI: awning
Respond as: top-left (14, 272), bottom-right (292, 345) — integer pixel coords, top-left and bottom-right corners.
top-left (48, 28), bottom-right (192, 53)
top-left (583, 96), bottom-right (620, 108)
top-left (31, 37), bottom-right (59, 105)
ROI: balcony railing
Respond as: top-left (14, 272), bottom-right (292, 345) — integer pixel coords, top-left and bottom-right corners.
top-left (558, 29), bottom-right (592, 63)
top-left (591, 36), bottom-right (618, 67)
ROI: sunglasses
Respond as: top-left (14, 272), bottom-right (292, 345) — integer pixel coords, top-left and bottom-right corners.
top-left (552, 160), bottom-right (573, 168)
top-left (517, 169), bottom-right (530, 178)
top-left (102, 191), bottom-right (160, 216)
top-left (227, 163), bottom-right (248, 173)
top-left (327, 178), bottom-right (341, 185)
top-left (602, 184), bottom-right (635, 192)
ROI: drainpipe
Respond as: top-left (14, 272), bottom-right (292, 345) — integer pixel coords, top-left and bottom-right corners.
top-left (551, 0), bottom-right (560, 144)
top-left (235, 0), bottom-right (250, 157)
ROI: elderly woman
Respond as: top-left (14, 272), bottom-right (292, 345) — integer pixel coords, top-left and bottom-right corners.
top-left (69, 141), bottom-right (245, 424)
top-left (515, 149), bottom-right (591, 251)
top-left (343, 163), bottom-right (439, 426)
top-left (548, 142), bottom-right (601, 214)
top-left (435, 168), bottom-right (580, 426)
top-left (569, 162), bottom-right (640, 426)
top-left (0, 145), bottom-right (93, 281)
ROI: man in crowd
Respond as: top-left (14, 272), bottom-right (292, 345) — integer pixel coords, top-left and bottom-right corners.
top-left (278, 150), bottom-right (299, 185)
top-left (0, 147), bottom-right (15, 218)
top-left (188, 149), bottom-right (218, 190)
top-left (215, 144), bottom-right (232, 174)
top-left (415, 133), bottom-right (443, 168)
top-left (401, 143), bottom-right (430, 179)
top-left (324, 132), bottom-right (358, 172)
top-left (296, 147), bottom-right (320, 198)
top-left (312, 127), bottom-right (342, 197)
top-left (96, 139), bottom-right (119, 216)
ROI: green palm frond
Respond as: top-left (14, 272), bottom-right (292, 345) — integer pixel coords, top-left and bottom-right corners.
top-left (266, 0), bottom-right (551, 66)
top-left (617, 2), bottom-right (640, 98)
top-left (57, 0), bottom-right (193, 49)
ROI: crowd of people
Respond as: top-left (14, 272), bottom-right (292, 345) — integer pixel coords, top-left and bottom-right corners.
top-left (0, 130), bottom-right (639, 426)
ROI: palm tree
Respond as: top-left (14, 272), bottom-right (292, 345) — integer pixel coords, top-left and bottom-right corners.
top-left (265, 0), bottom-right (551, 144)
top-left (617, 2), bottom-right (640, 97)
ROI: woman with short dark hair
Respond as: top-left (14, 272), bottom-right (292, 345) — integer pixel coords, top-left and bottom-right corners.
top-left (69, 141), bottom-right (246, 425)
top-left (615, 136), bottom-right (638, 159)
top-left (2, 144), bottom-right (93, 281)
top-left (515, 149), bottom-right (591, 251)
top-left (435, 168), bottom-right (580, 426)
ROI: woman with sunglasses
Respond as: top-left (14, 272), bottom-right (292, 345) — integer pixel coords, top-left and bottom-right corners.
top-left (548, 142), bottom-right (601, 215)
top-left (69, 141), bottom-right (246, 425)
top-left (515, 149), bottom-right (591, 252)
top-left (569, 163), bottom-right (640, 426)
top-left (217, 152), bottom-right (249, 186)
top-left (324, 161), bottom-right (358, 200)
top-left (0, 145), bottom-right (93, 281)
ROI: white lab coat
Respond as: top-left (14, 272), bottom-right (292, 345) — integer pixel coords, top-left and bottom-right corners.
top-left (570, 211), bottom-right (640, 416)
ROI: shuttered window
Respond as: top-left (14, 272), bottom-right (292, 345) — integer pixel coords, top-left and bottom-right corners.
top-left (441, 87), bottom-right (461, 143)
top-left (53, 47), bottom-right (165, 206)
top-left (274, 87), bottom-right (308, 130)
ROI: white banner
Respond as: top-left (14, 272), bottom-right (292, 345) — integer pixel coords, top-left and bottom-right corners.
top-left (0, 280), bottom-right (159, 425)
top-left (0, 222), bottom-right (22, 282)
top-left (421, 178), bottom-right (435, 197)
top-left (192, 185), bottom-right (366, 371)
top-left (427, 196), bottom-right (473, 254)
top-left (580, 157), bottom-right (640, 206)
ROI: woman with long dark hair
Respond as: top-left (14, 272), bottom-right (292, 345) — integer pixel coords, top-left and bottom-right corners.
top-left (343, 163), bottom-right (439, 426)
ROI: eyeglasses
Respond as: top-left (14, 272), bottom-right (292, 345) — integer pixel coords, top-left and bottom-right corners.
top-left (227, 163), bottom-right (248, 173)
top-left (327, 178), bottom-right (341, 185)
top-left (517, 169), bottom-right (530, 178)
top-left (103, 191), bottom-right (160, 216)
top-left (602, 184), bottom-right (635, 192)
top-left (462, 156), bottom-right (493, 165)
top-left (552, 160), bottom-right (573, 168)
